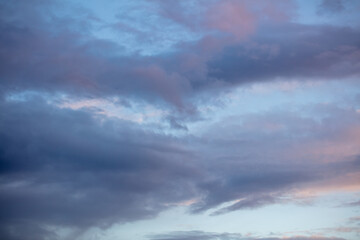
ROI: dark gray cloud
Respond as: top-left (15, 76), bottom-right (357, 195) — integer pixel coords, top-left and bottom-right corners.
top-left (0, 96), bottom-right (200, 239)
top-left (317, 0), bottom-right (345, 15)
top-left (0, 0), bottom-right (192, 109)
top-left (1, 1), bottom-right (360, 239)
top-left (207, 24), bottom-right (360, 85)
top-left (1, 1), bottom-right (360, 112)
top-left (1, 96), bottom-right (359, 239)
top-left (1, 93), bottom-right (359, 239)
top-left (189, 106), bottom-right (360, 214)
top-left (148, 231), bottom-right (345, 240)
top-left (0, 221), bottom-right (57, 240)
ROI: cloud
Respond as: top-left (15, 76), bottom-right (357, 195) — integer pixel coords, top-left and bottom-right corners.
top-left (344, 200), bottom-right (360, 207)
top-left (188, 104), bottom-right (360, 213)
top-left (148, 231), bottom-right (345, 240)
top-left (0, 96), bottom-right (200, 239)
top-left (1, 1), bottom-right (360, 239)
top-left (205, 0), bottom-right (295, 40)
top-left (207, 24), bottom-right (360, 85)
top-left (1, 92), bottom-right (360, 239)
top-left (0, 0), bottom-right (192, 109)
top-left (154, 0), bottom-right (295, 38)
top-left (148, 231), bottom-right (243, 240)
top-left (206, 0), bottom-right (257, 40)
top-left (0, 0), bottom-right (359, 112)
top-left (317, 0), bottom-right (345, 15)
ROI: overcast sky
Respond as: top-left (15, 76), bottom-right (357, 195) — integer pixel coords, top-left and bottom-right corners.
top-left (0, 0), bottom-right (360, 240)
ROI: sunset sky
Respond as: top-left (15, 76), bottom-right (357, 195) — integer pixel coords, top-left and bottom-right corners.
top-left (0, 0), bottom-right (360, 240)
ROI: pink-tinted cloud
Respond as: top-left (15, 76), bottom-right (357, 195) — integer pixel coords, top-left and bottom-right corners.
top-left (206, 0), bottom-right (256, 40)
top-left (205, 0), bottom-right (295, 40)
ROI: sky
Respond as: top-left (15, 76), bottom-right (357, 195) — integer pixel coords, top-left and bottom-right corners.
top-left (0, 0), bottom-right (360, 240)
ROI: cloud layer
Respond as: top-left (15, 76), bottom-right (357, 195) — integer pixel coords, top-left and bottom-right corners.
top-left (0, 0), bottom-right (359, 240)
top-left (149, 231), bottom-right (345, 240)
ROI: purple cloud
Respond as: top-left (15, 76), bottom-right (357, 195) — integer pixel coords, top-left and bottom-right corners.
top-left (1, 1), bottom-right (360, 239)
top-left (1, 0), bottom-right (359, 111)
